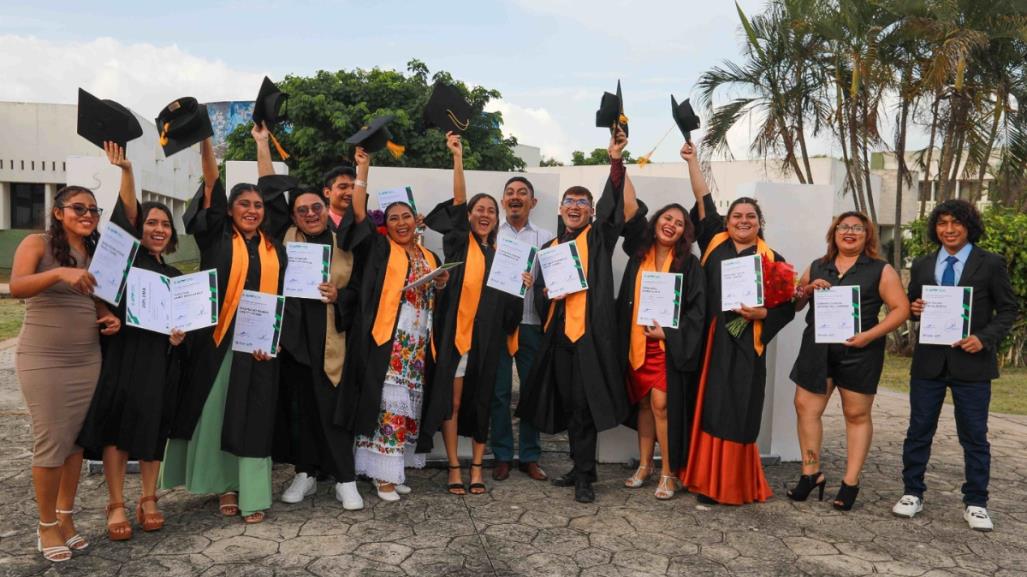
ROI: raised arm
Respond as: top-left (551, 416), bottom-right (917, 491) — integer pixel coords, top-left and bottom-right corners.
top-left (448, 131), bottom-right (466, 206)
top-left (104, 141), bottom-right (137, 227)
top-left (610, 128), bottom-right (638, 222)
top-left (201, 137), bottom-right (218, 208)
top-left (352, 146), bottom-right (369, 223)
top-left (253, 122), bottom-right (275, 178)
top-left (681, 142), bottom-right (708, 221)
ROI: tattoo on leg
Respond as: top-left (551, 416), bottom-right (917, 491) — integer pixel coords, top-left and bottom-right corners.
top-left (805, 449), bottom-right (819, 466)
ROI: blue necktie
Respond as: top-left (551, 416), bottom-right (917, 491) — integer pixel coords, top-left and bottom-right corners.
top-left (941, 255), bottom-right (958, 286)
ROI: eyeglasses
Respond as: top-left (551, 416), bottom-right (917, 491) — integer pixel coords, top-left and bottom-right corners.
top-left (59, 203), bottom-right (103, 217)
top-left (836, 224), bottom-right (867, 234)
top-left (561, 198), bottom-right (591, 208)
top-left (295, 203), bottom-right (325, 216)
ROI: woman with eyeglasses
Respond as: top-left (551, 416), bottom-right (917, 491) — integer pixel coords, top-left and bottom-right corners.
top-left (250, 123), bottom-right (364, 510)
top-left (417, 132), bottom-right (525, 496)
top-left (787, 211), bottom-right (909, 510)
top-left (335, 145), bottom-right (448, 502)
top-left (11, 179), bottom-right (121, 562)
top-left (160, 135), bottom-right (286, 524)
top-left (77, 142), bottom-right (186, 541)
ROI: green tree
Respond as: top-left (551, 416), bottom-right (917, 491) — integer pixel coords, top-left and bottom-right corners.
top-left (224, 60), bottom-right (525, 184)
top-left (570, 148), bottom-right (634, 165)
top-left (540, 156), bottom-right (564, 167)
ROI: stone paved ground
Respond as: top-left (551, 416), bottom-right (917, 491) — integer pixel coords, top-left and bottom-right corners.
top-left (1, 338), bottom-right (1026, 577)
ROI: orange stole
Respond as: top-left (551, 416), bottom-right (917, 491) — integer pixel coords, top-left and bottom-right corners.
top-left (629, 247), bottom-right (674, 370)
top-left (213, 230), bottom-right (280, 346)
top-left (700, 232), bottom-right (773, 356)
top-left (455, 234), bottom-right (485, 355)
top-left (543, 225), bottom-right (591, 343)
top-left (371, 238), bottom-right (439, 346)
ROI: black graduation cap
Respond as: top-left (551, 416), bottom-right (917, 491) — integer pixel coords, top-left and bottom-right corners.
top-left (595, 80), bottom-right (628, 137)
top-left (252, 76), bottom-right (288, 127)
top-left (155, 97), bottom-right (214, 157)
top-left (423, 81), bottom-right (473, 134)
top-left (672, 95), bottom-right (701, 143)
top-left (345, 115), bottom-right (405, 158)
top-left (76, 88), bottom-right (143, 150)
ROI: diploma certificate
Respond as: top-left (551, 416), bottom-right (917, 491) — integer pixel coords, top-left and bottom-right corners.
top-left (813, 286), bottom-right (861, 344)
top-left (403, 262), bottom-right (463, 291)
top-left (538, 242), bottom-right (588, 298)
top-left (89, 221), bottom-right (140, 306)
top-left (125, 268), bottom-right (219, 335)
top-left (919, 285), bottom-right (973, 346)
top-left (232, 290), bottom-right (285, 357)
top-left (636, 272), bottom-right (683, 329)
top-left (283, 242), bottom-right (332, 300)
top-left (486, 237), bottom-right (538, 298)
top-left (377, 186), bottom-right (417, 213)
top-left (720, 254), bottom-right (763, 311)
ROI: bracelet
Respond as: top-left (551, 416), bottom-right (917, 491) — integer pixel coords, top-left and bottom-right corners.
top-left (354, 179), bottom-right (367, 188)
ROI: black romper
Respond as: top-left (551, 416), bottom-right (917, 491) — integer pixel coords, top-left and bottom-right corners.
top-left (790, 254), bottom-right (887, 395)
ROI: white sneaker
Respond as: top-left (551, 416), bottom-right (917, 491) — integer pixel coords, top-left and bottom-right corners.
top-left (335, 481), bottom-right (364, 510)
top-left (281, 473), bottom-right (317, 503)
top-left (892, 495), bottom-right (924, 518)
top-left (964, 506), bottom-right (993, 532)
top-left (394, 483), bottom-right (412, 495)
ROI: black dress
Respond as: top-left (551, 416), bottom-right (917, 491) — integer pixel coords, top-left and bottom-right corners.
top-left (77, 197), bottom-right (183, 461)
top-left (167, 179), bottom-right (287, 458)
top-left (417, 200), bottom-right (522, 450)
top-left (790, 255), bottom-right (887, 395)
top-left (615, 213), bottom-right (706, 472)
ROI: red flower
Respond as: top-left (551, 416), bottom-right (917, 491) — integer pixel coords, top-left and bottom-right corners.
top-left (762, 255), bottom-right (797, 309)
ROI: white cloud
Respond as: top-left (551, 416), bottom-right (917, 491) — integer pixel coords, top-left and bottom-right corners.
top-left (486, 98), bottom-right (574, 162)
top-left (0, 35), bottom-right (265, 118)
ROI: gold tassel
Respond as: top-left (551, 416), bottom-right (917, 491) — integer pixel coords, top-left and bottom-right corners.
top-left (159, 122), bottom-right (170, 147)
top-left (618, 113), bottom-right (629, 125)
top-left (386, 140), bottom-right (406, 159)
top-left (269, 131), bottom-right (290, 160)
top-left (637, 155), bottom-right (651, 167)
top-left (636, 125), bottom-right (674, 169)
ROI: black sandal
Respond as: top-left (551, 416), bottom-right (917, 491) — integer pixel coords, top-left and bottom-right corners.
top-left (468, 463), bottom-right (487, 495)
top-left (786, 472), bottom-right (826, 502)
top-left (446, 464), bottom-right (466, 496)
top-left (833, 481), bottom-right (860, 511)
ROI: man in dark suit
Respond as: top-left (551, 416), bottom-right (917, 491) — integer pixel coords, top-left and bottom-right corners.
top-left (892, 199), bottom-right (1018, 531)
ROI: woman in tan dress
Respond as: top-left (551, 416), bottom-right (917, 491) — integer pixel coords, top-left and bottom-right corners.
top-left (11, 186), bottom-right (121, 562)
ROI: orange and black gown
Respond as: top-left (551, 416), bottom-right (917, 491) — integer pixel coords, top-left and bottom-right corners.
top-left (680, 194), bottom-right (795, 504)
top-left (615, 213), bottom-right (706, 472)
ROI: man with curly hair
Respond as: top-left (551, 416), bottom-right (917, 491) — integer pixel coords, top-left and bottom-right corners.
top-left (892, 199), bottom-right (1019, 531)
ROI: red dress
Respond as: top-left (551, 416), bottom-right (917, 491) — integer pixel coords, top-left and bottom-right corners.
top-left (627, 338), bottom-right (667, 404)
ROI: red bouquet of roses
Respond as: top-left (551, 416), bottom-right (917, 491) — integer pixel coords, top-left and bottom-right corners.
top-left (726, 254), bottom-right (797, 337)
top-left (369, 209), bottom-right (387, 236)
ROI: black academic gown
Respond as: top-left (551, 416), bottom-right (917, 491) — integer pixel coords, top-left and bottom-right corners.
top-left (258, 175), bottom-right (359, 480)
top-left (334, 219), bottom-right (442, 438)
top-left (615, 213), bottom-right (706, 472)
top-left (168, 179), bottom-right (287, 459)
top-left (77, 196), bottom-right (184, 462)
top-left (417, 200), bottom-right (522, 451)
top-left (690, 194), bottom-right (795, 444)
top-left (515, 174), bottom-right (635, 434)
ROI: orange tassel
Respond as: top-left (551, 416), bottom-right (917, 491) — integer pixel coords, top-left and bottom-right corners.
top-left (386, 140), bottom-right (406, 159)
top-left (269, 131), bottom-right (290, 160)
top-left (159, 122), bottom-right (170, 147)
top-left (618, 113), bottom-right (629, 125)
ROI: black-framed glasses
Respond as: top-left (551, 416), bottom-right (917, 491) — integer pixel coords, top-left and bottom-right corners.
top-left (836, 224), bottom-right (867, 234)
top-left (561, 198), bottom-right (591, 208)
top-left (59, 203), bottom-right (103, 217)
top-left (295, 203), bottom-right (325, 217)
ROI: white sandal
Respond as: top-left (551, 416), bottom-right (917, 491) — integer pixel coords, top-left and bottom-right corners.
top-left (624, 465), bottom-right (654, 488)
top-left (655, 475), bottom-right (680, 500)
top-left (56, 509), bottom-right (88, 551)
top-left (37, 520), bottom-right (72, 563)
top-left (375, 480), bottom-right (401, 502)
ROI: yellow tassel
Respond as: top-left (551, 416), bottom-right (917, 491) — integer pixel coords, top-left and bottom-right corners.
top-left (386, 140), bottom-right (406, 159)
top-left (618, 113), bottom-right (629, 125)
top-left (269, 131), bottom-right (290, 160)
top-left (159, 122), bottom-right (170, 147)
top-left (637, 155), bottom-right (651, 168)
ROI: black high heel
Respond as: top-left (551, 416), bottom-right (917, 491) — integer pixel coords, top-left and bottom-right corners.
top-left (786, 472), bottom-right (826, 502)
top-left (446, 464), bottom-right (466, 496)
top-left (832, 481), bottom-right (860, 511)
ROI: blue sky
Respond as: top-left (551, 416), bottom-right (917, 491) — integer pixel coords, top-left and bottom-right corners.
top-left (2, 0), bottom-right (824, 163)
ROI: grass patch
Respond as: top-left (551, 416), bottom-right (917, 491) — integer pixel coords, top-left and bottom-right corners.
top-left (0, 299), bottom-right (25, 341)
top-left (880, 353), bottom-right (1027, 415)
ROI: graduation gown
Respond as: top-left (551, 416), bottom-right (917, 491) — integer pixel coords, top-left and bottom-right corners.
top-left (334, 219), bottom-right (442, 438)
top-left (416, 200), bottom-right (523, 450)
top-left (515, 174), bottom-right (636, 435)
top-left (77, 196), bottom-right (184, 461)
top-left (615, 212), bottom-right (706, 472)
top-left (168, 179), bottom-right (287, 459)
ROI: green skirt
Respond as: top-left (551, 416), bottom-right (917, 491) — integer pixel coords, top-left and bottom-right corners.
top-left (160, 352), bottom-right (272, 516)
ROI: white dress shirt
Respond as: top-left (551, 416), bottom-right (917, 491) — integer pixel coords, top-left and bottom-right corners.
top-left (498, 218), bottom-right (556, 326)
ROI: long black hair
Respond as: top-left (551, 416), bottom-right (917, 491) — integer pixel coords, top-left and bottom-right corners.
top-left (726, 196), bottom-right (766, 239)
top-left (634, 203), bottom-right (694, 271)
top-left (137, 201), bottom-right (179, 255)
top-left (467, 192), bottom-right (499, 246)
top-left (49, 186), bottom-right (98, 267)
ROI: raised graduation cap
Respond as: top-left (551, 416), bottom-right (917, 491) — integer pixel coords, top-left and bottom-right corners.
top-left (423, 81), bottom-right (473, 134)
top-left (251, 76), bottom-right (291, 159)
top-left (595, 80), bottom-right (628, 137)
top-left (672, 95), bottom-right (700, 143)
top-left (76, 88), bottom-right (143, 150)
top-left (345, 115), bottom-right (405, 158)
top-left (155, 97), bottom-right (214, 157)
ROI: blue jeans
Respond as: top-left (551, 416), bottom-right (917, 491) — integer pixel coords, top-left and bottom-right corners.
top-left (901, 378), bottom-right (991, 507)
top-left (490, 324), bottom-right (543, 463)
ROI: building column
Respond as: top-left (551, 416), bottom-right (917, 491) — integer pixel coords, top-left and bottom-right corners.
top-left (43, 183), bottom-right (55, 227)
top-left (0, 182), bottom-right (10, 229)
